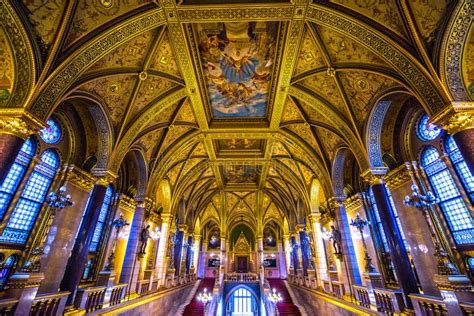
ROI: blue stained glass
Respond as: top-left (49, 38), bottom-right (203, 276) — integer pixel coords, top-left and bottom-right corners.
top-left (422, 146), bottom-right (474, 245)
top-left (20, 138), bottom-right (35, 156)
top-left (39, 118), bottom-right (62, 144)
top-left (417, 114), bottom-right (441, 141)
top-left (446, 136), bottom-right (474, 197)
top-left (41, 149), bottom-right (60, 169)
top-left (0, 150), bottom-right (59, 244)
top-left (89, 186), bottom-right (113, 252)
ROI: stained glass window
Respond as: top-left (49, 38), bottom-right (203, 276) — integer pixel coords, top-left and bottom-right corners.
top-left (368, 187), bottom-right (407, 251)
top-left (445, 136), bottom-right (474, 202)
top-left (422, 146), bottom-right (474, 245)
top-left (0, 255), bottom-right (17, 290)
top-left (230, 288), bottom-right (255, 314)
top-left (39, 118), bottom-right (62, 144)
top-left (416, 114), bottom-right (441, 142)
top-left (0, 139), bottom-right (35, 220)
top-left (89, 186), bottom-right (113, 252)
top-left (0, 149), bottom-right (60, 244)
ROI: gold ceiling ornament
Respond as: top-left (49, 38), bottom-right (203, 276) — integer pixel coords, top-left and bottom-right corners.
top-left (100, 0), bottom-right (114, 8)
top-left (360, 168), bottom-right (387, 186)
top-left (63, 165), bottom-right (96, 192)
top-left (0, 110), bottom-right (45, 139)
top-left (93, 169), bottom-right (118, 186)
top-left (442, 112), bottom-right (474, 135)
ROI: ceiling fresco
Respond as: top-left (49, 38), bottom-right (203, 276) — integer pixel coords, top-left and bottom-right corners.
top-left (196, 21), bottom-right (279, 118)
top-left (222, 164), bottom-right (260, 184)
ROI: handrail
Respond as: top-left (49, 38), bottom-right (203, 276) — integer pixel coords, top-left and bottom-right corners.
top-left (30, 291), bottom-right (70, 316)
top-left (460, 301), bottom-right (474, 314)
top-left (74, 285), bottom-right (107, 313)
top-left (109, 284), bottom-right (127, 307)
top-left (409, 294), bottom-right (448, 316)
top-left (373, 287), bottom-right (405, 314)
top-left (225, 272), bottom-right (259, 282)
top-left (352, 285), bottom-right (370, 309)
top-left (0, 298), bottom-right (18, 315)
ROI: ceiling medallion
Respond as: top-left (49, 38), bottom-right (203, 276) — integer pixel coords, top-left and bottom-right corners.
top-left (139, 71), bottom-right (148, 81)
top-left (100, 0), bottom-right (114, 8)
top-left (159, 55), bottom-right (169, 65)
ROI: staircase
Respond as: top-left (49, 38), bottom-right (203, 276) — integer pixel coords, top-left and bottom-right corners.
top-left (268, 279), bottom-right (302, 316)
top-left (182, 278), bottom-right (215, 316)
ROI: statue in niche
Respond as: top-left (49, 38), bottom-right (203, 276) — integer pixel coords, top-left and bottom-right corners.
top-left (138, 225), bottom-right (150, 256)
top-left (329, 225), bottom-right (342, 256)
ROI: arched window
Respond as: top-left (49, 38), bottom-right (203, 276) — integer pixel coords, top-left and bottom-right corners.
top-left (421, 146), bottom-right (474, 245)
top-left (90, 186), bottom-right (113, 252)
top-left (0, 138), bottom-right (35, 220)
top-left (0, 149), bottom-right (60, 244)
top-left (229, 287), bottom-right (256, 315)
top-left (368, 187), bottom-right (407, 251)
top-left (416, 114), bottom-right (441, 141)
top-left (39, 118), bottom-right (62, 144)
top-left (445, 136), bottom-right (474, 202)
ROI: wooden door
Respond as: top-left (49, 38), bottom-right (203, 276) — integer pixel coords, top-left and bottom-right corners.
top-left (237, 256), bottom-right (248, 273)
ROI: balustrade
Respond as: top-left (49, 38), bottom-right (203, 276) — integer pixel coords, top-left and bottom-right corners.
top-left (461, 302), bottom-right (474, 315)
top-left (373, 288), bottom-right (404, 314)
top-left (410, 294), bottom-right (448, 316)
top-left (30, 291), bottom-right (69, 316)
top-left (74, 286), bottom-right (106, 313)
top-left (322, 280), bottom-right (331, 293)
top-left (137, 280), bottom-right (150, 296)
top-left (352, 285), bottom-right (370, 308)
top-left (0, 299), bottom-right (18, 315)
top-left (109, 284), bottom-right (127, 306)
top-left (331, 281), bottom-right (344, 298)
top-left (225, 273), bottom-right (258, 282)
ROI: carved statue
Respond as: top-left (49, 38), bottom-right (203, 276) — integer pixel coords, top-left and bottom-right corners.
top-left (329, 225), bottom-right (342, 255)
top-left (139, 225), bottom-right (150, 255)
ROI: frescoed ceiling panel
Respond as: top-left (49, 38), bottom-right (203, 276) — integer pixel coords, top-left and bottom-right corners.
top-left (195, 21), bottom-right (280, 119)
top-left (222, 164), bottom-right (260, 184)
top-left (80, 74), bottom-right (137, 128)
top-left (328, 0), bottom-right (408, 40)
top-left (408, 0), bottom-right (450, 51)
top-left (65, 0), bottom-right (152, 47)
top-left (22, 0), bottom-right (66, 49)
top-left (149, 31), bottom-right (182, 78)
top-left (316, 24), bottom-right (387, 66)
top-left (294, 28), bottom-right (326, 76)
top-left (89, 30), bottom-right (156, 72)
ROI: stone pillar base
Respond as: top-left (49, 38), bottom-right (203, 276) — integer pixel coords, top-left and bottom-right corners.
top-left (97, 271), bottom-right (116, 305)
top-left (363, 272), bottom-right (383, 306)
top-left (6, 272), bottom-right (44, 315)
top-left (434, 274), bottom-right (473, 315)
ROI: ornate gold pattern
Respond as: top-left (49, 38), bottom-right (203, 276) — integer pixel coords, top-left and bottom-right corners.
top-left (64, 165), bottom-right (96, 191)
top-left (442, 112), bottom-right (474, 135)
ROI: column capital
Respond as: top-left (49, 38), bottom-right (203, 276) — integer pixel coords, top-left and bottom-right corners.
top-left (160, 213), bottom-right (173, 223)
top-left (361, 168), bottom-right (387, 186)
top-left (0, 110), bottom-right (45, 139)
top-left (431, 102), bottom-right (474, 135)
top-left (118, 194), bottom-right (137, 212)
top-left (328, 197), bottom-right (345, 209)
top-left (295, 224), bottom-right (306, 232)
top-left (179, 224), bottom-right (188, 232)
top-left (307, 213), bottom-right (322, 223)
top-left (63, 165), bottom-right (95, 191)
top-left (92, 169), bottom-right (118, 186)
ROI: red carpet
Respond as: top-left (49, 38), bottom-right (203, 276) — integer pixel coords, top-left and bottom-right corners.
top-left (182, 278), bottom-right (215, 316)
top-left (268, 279), bottom-right (302, 316)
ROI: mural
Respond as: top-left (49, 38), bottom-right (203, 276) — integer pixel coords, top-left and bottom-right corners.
top-left (197, 22), bottom-right (278, 118)
top-left (263, 227), bottom-right (277, 249)
top-left (217, 139), bottom-right (262, 150)
top-left (223, 165), bottom-right (260, 183)
top-left (208, 227), bottom-right (221, 250)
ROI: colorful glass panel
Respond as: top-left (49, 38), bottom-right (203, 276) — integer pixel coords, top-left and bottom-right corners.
top-left (417, 114), bottom-right (441, 141)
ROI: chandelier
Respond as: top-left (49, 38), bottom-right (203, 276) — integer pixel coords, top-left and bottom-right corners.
top-left (197, 288), bottom-right (212, 305)
top-left (268, 288), bottom-right (282, 304)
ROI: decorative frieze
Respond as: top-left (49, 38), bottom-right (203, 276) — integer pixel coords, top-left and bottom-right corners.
top-left (385, 164), bottom-right (411, 190)
top-left (64, 165), bottom-right (95, 191)
top-left (343, 194), bottom-right (363, 212)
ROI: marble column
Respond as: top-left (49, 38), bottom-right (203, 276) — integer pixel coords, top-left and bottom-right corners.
top-left (192, 234), bottom-right (201, 271)
top-left (331, 198), bottom-right (362, 286)
top-left (308, 214), bottom-right (329, 284)
top-left (0, 133), bottom-right (24, 182)
top-left (154, 214), bottom-right (171, 286)
top-left (173, 226), bottom-right (186, 275)
top-left (119, 199), bottom-right (147, 294)
top-left (185, 236), bottom-right (193, 274)
top-left (283, 234), bottom-right (291, 276)
top-left (290, 235), bottom-right (299, 275)
top-left (278, 240), bottom-right (287, 278)
top-left (38, 166), bottom-right (96, 294)
top-left (257, 236), bottom-right (264, 268)
top-left (297, 227), bottom-right (310, 277)
top-left (371, 180), bottom-right (419, 308)
top-left (60, 181), bottom-right (110, 306)
top-left (452, 127), bottom-right (474, 175)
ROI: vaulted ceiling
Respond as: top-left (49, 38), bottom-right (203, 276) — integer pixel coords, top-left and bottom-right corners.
top-left (2, 0), bottom-right (466, 227)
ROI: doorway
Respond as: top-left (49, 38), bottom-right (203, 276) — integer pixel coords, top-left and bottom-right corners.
top-left (227, 287), bottom-right (257, 316)
top-left (236, 256), bottom-right (248, 273)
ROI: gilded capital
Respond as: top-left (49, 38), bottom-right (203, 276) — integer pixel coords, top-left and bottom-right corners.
top-left (431, 102), bottom-right (474, 135)
top-left (0, 117), bottom-right (37, 139)
top-left (64, 165), bottom-right (95, 191)
top-left (92, 169), bottom-right (118, 186)
top-left (361, 168), bottom-right (387, 186)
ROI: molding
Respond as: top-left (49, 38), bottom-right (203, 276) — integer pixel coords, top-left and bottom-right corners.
top-left (385, 164), bottom-right (411, 190)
